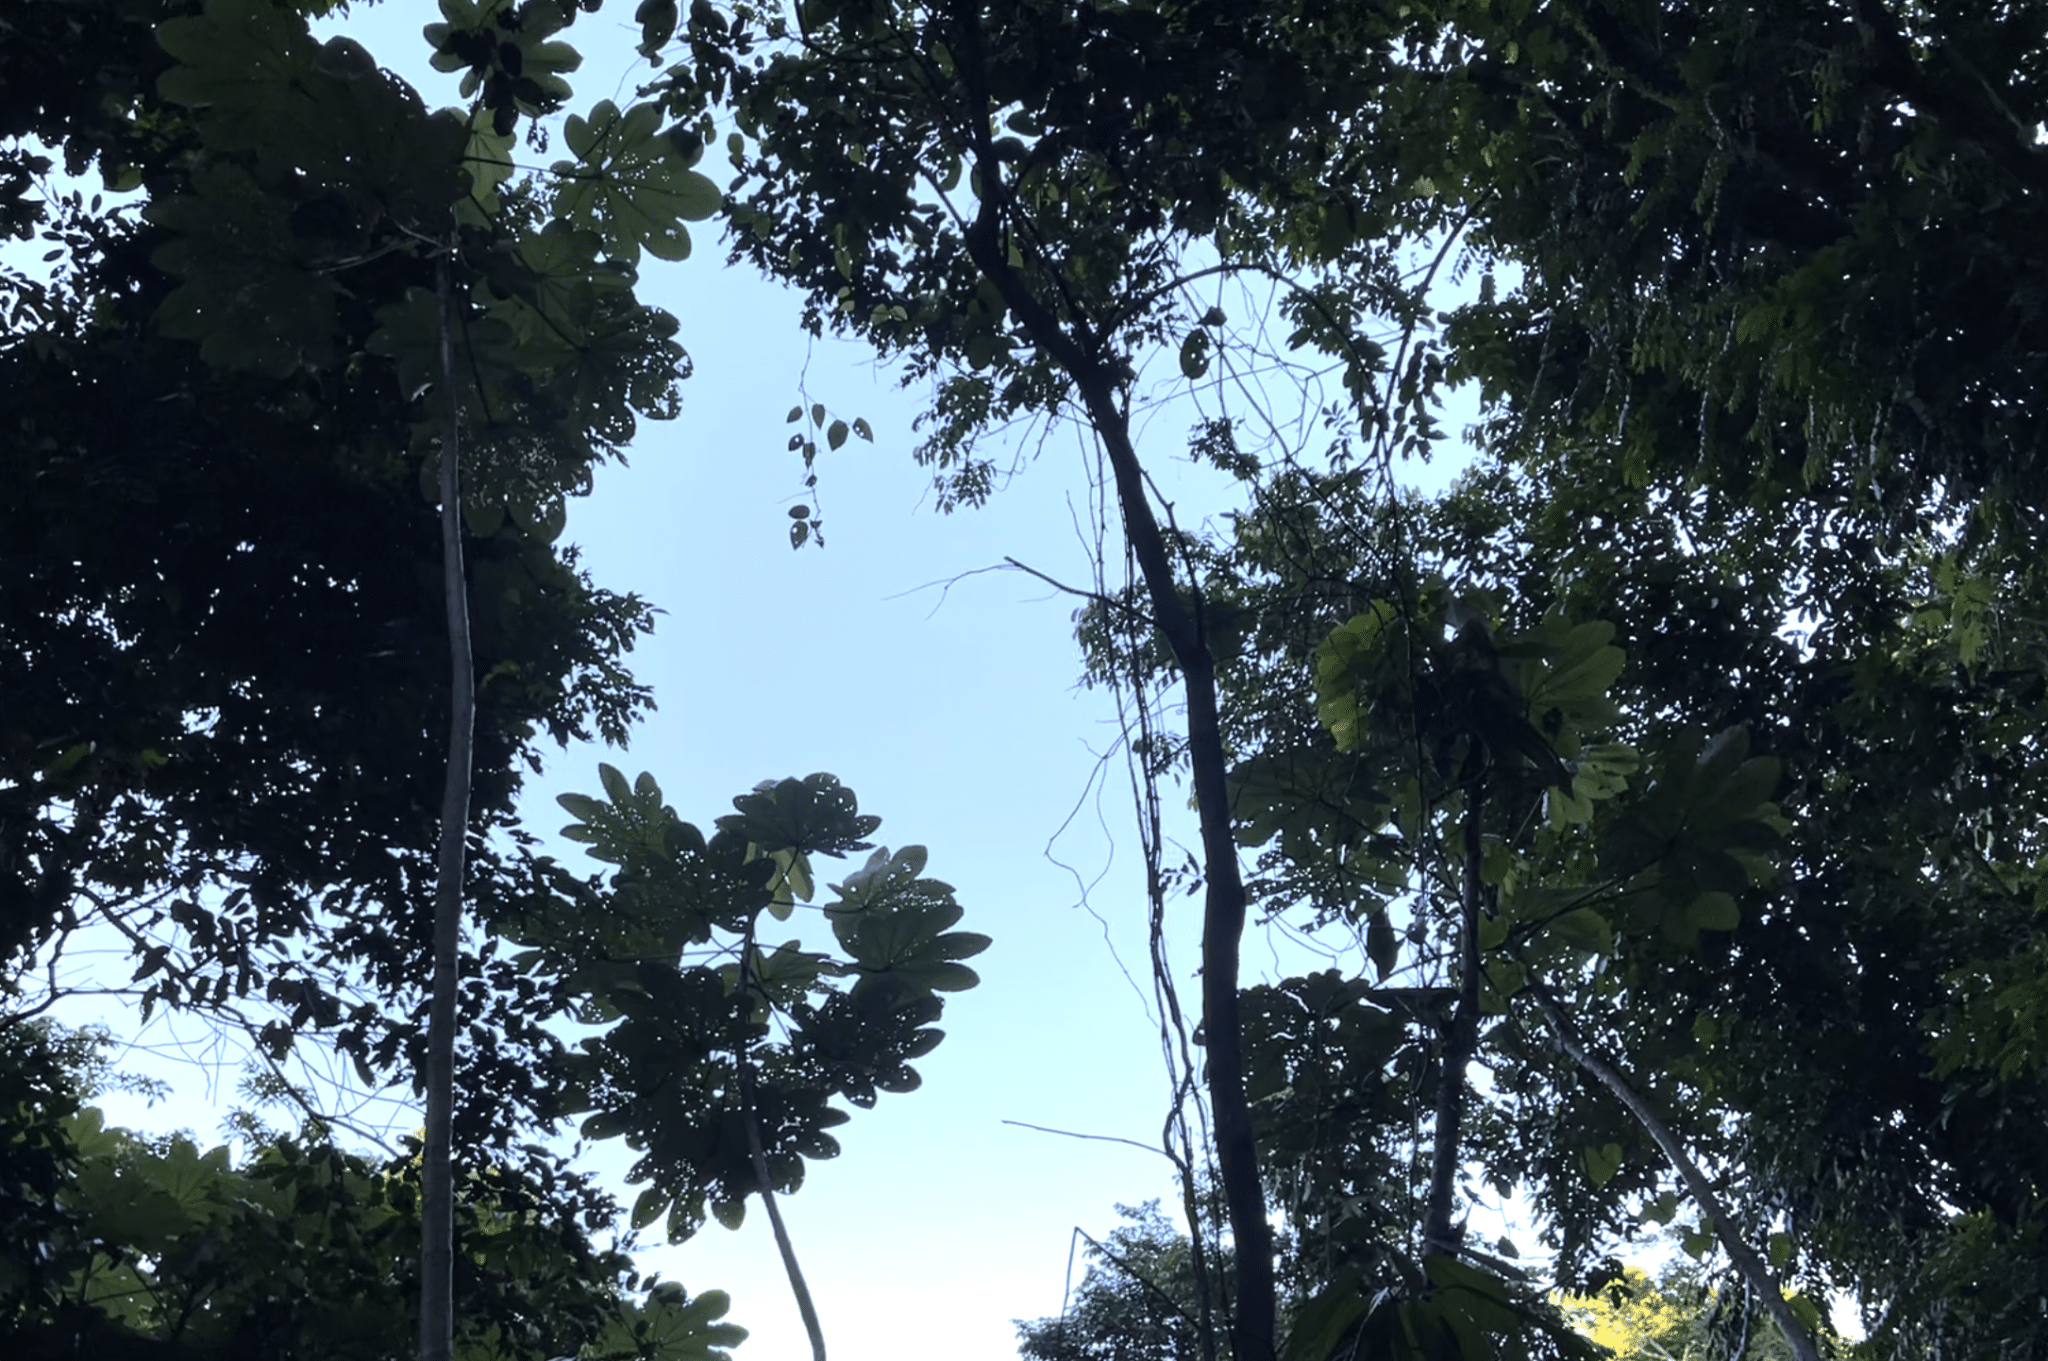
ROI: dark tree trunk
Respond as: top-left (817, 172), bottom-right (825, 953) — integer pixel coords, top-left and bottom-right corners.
top-left (1424, 780), bottom-right (1486, 1256)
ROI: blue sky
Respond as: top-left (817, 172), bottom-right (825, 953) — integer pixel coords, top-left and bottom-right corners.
top-left (26, 3), bottom-right (1483, 1357)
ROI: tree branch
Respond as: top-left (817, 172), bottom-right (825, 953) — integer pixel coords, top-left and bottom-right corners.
top-left (1520, 977), bottom-right (1822, 1361)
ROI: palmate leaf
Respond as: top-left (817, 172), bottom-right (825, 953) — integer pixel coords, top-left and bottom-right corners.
top-left (148, 163), bottom-right (341, 378)
top-left (719, 773), bottom-right (881, 858)
top-left (537, 772), bottom-right (983, 1255)
top-left (1597, 728), bottom-right (1786, 948)
top-left (457, 118), bottom-right (517, 222)
top-left (720, 938), bottom-right (837, 1012)
top-left (555, 762), bottom-right (676, 866)
top-left (283, 51), bottom-right (467, 225)
top-left (478, 219), bottom-right (619, 314)
top-left (556, 297), bottom-right (688, 446)
top-left (552, 100), bottom-right (723, 262)
top-left (467, 229), bottom-right (687, 450)
top-left (825, 846), bottom-right (991, 996)
top-left (425, 0), bottom-right (581, 112)
top-left (159, 0), bottom-right (466, 230)
top-left (1314, 599), bottom-right (1401, 752)
top-left (589, 1281), bottom-right (747, 1361)
top-left (156, 0), bottom-right (317, 117)
top-left (641, 1284), bottom-right (749, 1360)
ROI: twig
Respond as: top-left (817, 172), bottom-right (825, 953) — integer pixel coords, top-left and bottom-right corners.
top-left (1003, 555), bottom-right (1129, 609)
top-left (1001, 1118), bottom-right (1175, 1159)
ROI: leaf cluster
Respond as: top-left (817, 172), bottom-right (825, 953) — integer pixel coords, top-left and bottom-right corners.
top-left (505, 767), bottom-right (988, 1242)
top-left (0, 1020), bottom-right (743, 1361)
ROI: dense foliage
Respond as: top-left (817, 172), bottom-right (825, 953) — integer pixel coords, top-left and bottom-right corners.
top-left (8, 0), bottom-right (2048, 1358)
top-left (1014, 1203), bottom-right (1231, 1361)
top-left (0, 1021), bottom-right (746, 1360)
top-left (3, 1), bottom-right (981, 1355)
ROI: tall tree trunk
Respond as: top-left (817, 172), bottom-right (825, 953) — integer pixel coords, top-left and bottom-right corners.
top-left (1070, 373), bottom-right (1274, 1361)
top-left (1523, 979), bottom-right (1823, 1361)
top-left (419, 248), bottom-right (476, 1361)
top-left (1423, 779), bottom-right (1486, 1256)
top-left (948, 18), bottom-right (1274, 1343)
top-left (956, 254), bottom-right (1277, 1361)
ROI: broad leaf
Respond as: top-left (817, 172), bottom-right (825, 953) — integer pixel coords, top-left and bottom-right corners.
top-left (552, 100), bottom-right (723, 262)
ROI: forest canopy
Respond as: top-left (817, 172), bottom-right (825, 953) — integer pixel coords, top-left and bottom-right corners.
top-left (4, 1), bottom-right (2045, 1359)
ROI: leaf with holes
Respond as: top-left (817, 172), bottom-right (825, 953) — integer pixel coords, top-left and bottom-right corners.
top-left (553, 100), bottom-right (722, 262)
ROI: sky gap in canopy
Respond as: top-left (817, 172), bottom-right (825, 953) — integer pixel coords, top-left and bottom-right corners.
top-left (14, 3), bottom-right (1483, 1357)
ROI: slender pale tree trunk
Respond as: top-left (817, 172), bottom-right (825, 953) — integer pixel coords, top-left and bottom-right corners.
top-left (1523, 979), bottom-right (1823, 1361)
top-left (739, 926), bottom-right (828, 1361)
top-left (419, 247), bottom-right (476, 1361)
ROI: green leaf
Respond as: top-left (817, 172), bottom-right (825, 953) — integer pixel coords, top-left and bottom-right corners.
top-left (552, 100), bottom-right (722, 262)
top-left (1538, 623), bottom-right (1624, 699)
top-left (1279, 1276), bottom-right (1371, 1361)
top-left (42, 741), bottom-right (93, 777)
top-left (458, 118), bottom-right (516, 219)
top-left (632, 1185), bottom-right (670, 1230)
top-left (558, 791), bottom-right (606, 822)
top-left (635, 0), bottom-right (680, 58)
top-left (1571, 742), bottom-right (1640, 802)
top-left (1687, 891), bottom-right (1740, 932)
top-left (1367, 913), bottom-right (1398, 981)
top-left (1546, 783), bottom-right (1594, 827)
top-left (1179, 329), bottom-right (1211, 379)
top-left (1583, 1141), bottom-right (1623, 1187)
top-left (827, 418), bottom-right (849, 450)
top-left (629, 1283), bottom-right (749, 1359)
top-left (1313, 601), bottom-right (1400, 751)
top-left (426, 0), bottom-right (580, 110)
top-left (156, 0), bottom-right (318, 116)
top-left (1549, 907), bottom-right (1612, 955)
top-left (722, 774), bottom-right (881, 857)
top-left (825, 845), bottom-right (988, 996)
top-left (1423, 1253), bottom-right (1526, 1334)
top-left (148, 162), bottom-right (341, 378)
top-left (366, 285), bottom-right (523, 409)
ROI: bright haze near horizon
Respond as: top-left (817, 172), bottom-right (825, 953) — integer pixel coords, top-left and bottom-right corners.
top-left (33, 3), bottom-right (1482, 1357)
